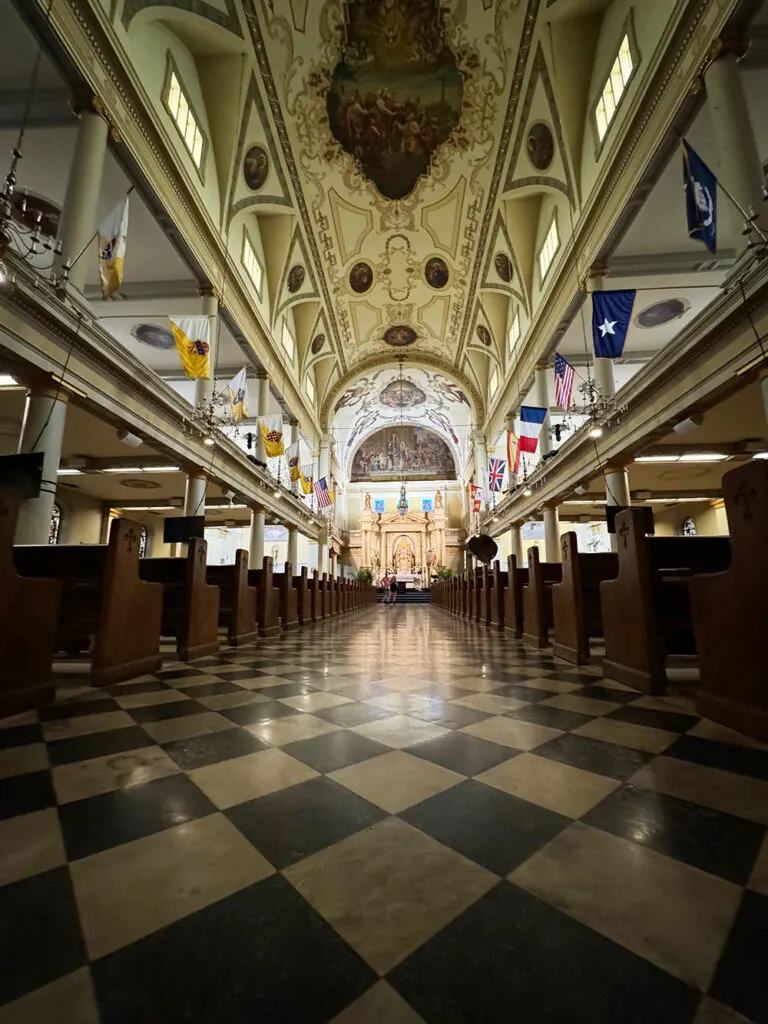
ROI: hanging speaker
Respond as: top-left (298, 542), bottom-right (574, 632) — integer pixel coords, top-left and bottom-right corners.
top-left (466, 534), bottom-right (498, 564)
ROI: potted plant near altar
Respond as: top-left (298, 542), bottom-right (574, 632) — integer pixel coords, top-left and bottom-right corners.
top-left (356, 567), bottom-right (374, 584)
top-left (433, 564), bottom-right (453, 580)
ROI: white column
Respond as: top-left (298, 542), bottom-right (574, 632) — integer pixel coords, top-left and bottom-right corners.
top-left (318, 436), bottom-right (331, 482)
top-left (249, 507), bottom-right (265, 566)
top-left (56, 108), bottom-right (109, 292)
top-left (586, 271), bottom-right (616, 398)
top-left (473, 432), bottom-right (487, 490)
top-left (289, 421), bottom-right (299, 494)
top-left (509, 522), bottom-right (523, 564)
top-left (543, 506), bottom-right (561, 563)
top-left (705, 47), bottom-right (765, 241)
top-left (15, 383), bottom-right (68, 544)
top-left (183, 471), bottom-right (207, 518)
top-left (287, 526), bottom-right (298, 569)
top-left (317, 538), bottom-right (327, 574)
top-left (194, 292), bottom-right (218, 413)
top-left (533, 364), bottom-right (552, 456)
top-left (605, 461), bottom-right (631, 553)
top-left (256, 374), bottom-right (269, 463)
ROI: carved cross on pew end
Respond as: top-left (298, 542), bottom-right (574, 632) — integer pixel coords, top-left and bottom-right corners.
top-left (733, 482), bottom-right (758, 521)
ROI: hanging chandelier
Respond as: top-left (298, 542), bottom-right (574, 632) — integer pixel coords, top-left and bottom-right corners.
top-left (396, 358), bottom-right (408, 516)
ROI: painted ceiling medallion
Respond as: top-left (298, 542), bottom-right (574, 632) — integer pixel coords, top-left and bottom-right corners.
top-left (379, 379), bottom-right (427, 409)
top-left (383, 324), bottom-right (418, 347)
top-left (120, 479), bottom-right (160, 490)
top-left (287, 265), bottom-right (306, 293)
top-left (494, 252), bottom-right (513, 282)
top-left (424, 256), bottom-right (449, 289)
top-left (476, 324), bottom-right (492, 347)
top-left (131, 324), bottom-right (175, 350)
top-left (636, 298), bottom-right (690, 328)
top-left (326, 0), bottom-right (464, 201)
top-left (311, 333), bottom-right (326, 354)
top-left (243, 145), bottom-right (269, 191)
top-left (349, 261), bottom-right (373, 294)
top-left (526, 122), bottom-right (555, 172)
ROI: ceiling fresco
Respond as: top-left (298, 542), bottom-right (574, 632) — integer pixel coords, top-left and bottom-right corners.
top-left (257, 0), bottom-right (518, 373)
top-left (330, 365), bottom-right (473, 474)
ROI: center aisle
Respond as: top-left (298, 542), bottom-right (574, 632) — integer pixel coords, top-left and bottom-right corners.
top-left (1, 607), bottom-right (766, 1023)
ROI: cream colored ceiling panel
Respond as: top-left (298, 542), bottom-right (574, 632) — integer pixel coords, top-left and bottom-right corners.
top-left (350, 301), bottom-right (383, 346)
top-left (328, 189), bottom-right (374, 265)
top-left (417, 295), bottom-right (451, 343)
top-left (420, 178), bottom-right (467, 259)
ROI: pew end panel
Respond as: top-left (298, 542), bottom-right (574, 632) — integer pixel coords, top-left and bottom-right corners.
top-left (207, 550), bottom-right (259, 647)
top-left (552, 533), bottom-right (618, 666)
top-left (522, 547), bottom-right (562, 649)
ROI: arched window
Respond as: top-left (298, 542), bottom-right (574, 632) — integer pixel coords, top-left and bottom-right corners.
top-left (138, 524), bottom-right (149, 558)
top-left (49, 503), bottom-right (62, 545)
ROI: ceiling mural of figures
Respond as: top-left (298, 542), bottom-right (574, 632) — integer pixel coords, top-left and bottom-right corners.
top-left (326, 0), bottom-right (464, 201)
top-left (350, 425), bottom-right (457, 481)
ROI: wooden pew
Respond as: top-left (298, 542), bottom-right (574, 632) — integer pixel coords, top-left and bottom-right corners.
top-left (206, 550), bottom-right (258, 646)
top-left (490, 561), bottom-right (507, 632)
top-left (139, 539), bottom-right (219, 661)
top-left (248, 556), bottom-right (281, 637)
top-left (336, 575), bottom-right (345, 614)
top-left (474, 567), bottom-right (484, 623)
top-left (552, 533), bottom-right (618, 665)
top-left (479, 566), bottom-right (492, 627)
top-left (274, 562), bottom-right (299, 631)
top-left (504, 555), bottom-right (528, 639)
top-left (14, 517), bottom-right (164, 685)
top-left (690, 462), bottom-right (768, 741)
top-left (307, 569), bottom-right (321, 622)
top-left (451, 576), bottom-right (459, 615)
top-left (465, 571), bottom-right (474, 620)
top-left (320, 572), bottom-right (331, 619)
top-left (294, 566), bottom-right (310, 626)
top-left (460, 573), bottom-right (468, 617)
top-left (522, 547), bottom-right (563, 648)
top-left (0, 487), bottom-right (61, 714)
top-left (601, 509), bottom-right (731, 693)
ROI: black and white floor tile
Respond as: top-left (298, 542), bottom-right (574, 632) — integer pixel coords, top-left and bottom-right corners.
top-left (1, 605), bottom-right (767, 1023)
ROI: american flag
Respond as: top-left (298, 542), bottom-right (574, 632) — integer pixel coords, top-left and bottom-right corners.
top-left (487, 457), bottom-right (506, 492)
top-left (314, 476), bottom-right (332, 508)
top-left (554, 353), bottom-right (575, 409)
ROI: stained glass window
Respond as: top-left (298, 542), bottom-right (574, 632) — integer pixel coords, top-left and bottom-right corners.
top-left (138, 524), bottom-right (149, 557)
top-left (421, 499), bottom-right (434, 513)
top-left (49, 503), bottom-right (61, 545)
top-left (374, 499), bottom-right (385, 514)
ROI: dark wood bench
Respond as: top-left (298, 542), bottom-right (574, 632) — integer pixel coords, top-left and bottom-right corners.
top-left (601, 509), bottom-right (731, 693)
top-left (307, 569), bottom-right (321, 622)
top-left (522, 546), bottom-right (563, 648)
top-left (14, 516), bottom-right (164, 685)
top-left (139, 539), bottom-right (219, 661)
top-left (490, 561), bottom-right (507, 632)
top-left (294, 566), bottom-right (310, 626)
top-left (0, 487), bottom-right (61, 714)
top-left (206, 550), bottom-right (258, 646)
top-left (690, 461), bottom-right (767, 740)
top-left (479, 566), bottom-right (492, 626)
top-left (274, 562), bottom-right (299, 631)
top-left (552, 533), bottom-right (618, 665)
top-left (504, 554), bottom-right (528, 639)
top-left (465, 570), bottom-right (475, 620)
top-left (248, 556), bottom-right (281, 637)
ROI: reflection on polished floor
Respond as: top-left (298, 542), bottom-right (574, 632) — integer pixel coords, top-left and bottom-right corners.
top-left (1, 606), bottom-right (766, 1023)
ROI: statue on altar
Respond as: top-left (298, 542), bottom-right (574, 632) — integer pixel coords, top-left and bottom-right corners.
top-left (434, 489), bottom-right (443, 509)
top-left (364, 492), bottom-right (372, 511)
top-left (394, 541), bottom-right (415, 572)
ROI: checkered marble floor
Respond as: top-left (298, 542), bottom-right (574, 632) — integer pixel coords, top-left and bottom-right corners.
top-left (1, 606), bottom-right (767, 1024)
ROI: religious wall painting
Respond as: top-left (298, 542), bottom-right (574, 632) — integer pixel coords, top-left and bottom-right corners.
top-left (287, 265), bottom-right (306, 293)
top-left (424, 256), bottom-right (449, 289)
top-left (383, 324), bottom-right (418, 347)
top-left (131, 323), bottom-right (175, 350)
top-left (349, 261), bottom-right (374, 294)
top-left (351, 425), bottom-right (456, 481)
top-left (526, 122), bottom-right (555, 172)
top-left (311, 333), bottom-right (326, 354)
top-left (379, 378), bottom-right (426, 409)
top-left (243, 145), bottom-right (269, 191)
top-left (476, 324), bottom-right (492, 347)
top-left (494, 252), bottom-right (513, 282)
top-left (325, 0), bottom-right (464, 201)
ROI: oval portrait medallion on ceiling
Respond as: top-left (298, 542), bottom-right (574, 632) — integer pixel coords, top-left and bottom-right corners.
top-left (424, 256), bottom-right (449, 289)
top-left (349, 261), bottom-right (373, 294)
top-left (131, 323), bottom-right (175, 350)
top-left (287, 265), bottom-right (305, 293)
top-left (243, 145), bottom-right (269, 191)
top-left (476, 324), bottom-right (492, 347)
top-left (636, 298), bottom-right (690, 328)
top-left (494, 252), bottom-right (513, 283)
top-left (310, 333), bottom-right (326, 355)
top-left (527, 122), bottom-right (555, 172)
top-left (379, 379), bottom-right (427, 409)
top-left (325, 0), bottom-right (464, 201)
top-left (383, 325), bottom-right (418, 347)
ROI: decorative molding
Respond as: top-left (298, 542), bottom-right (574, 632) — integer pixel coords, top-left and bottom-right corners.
top-left (121, 0), bottom-right (242, 35)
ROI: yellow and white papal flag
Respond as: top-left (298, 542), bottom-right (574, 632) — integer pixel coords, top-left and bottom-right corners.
top-left (98, 197), bottom-right (129, 299)
top-left (286, 441), bottom-right (302, 482)
top-left (169, 315), bottom-right (212, 380)
top-left (259, 414), bottom-right (285, 457)
top-left (227, 367), bottom-right (248, 424)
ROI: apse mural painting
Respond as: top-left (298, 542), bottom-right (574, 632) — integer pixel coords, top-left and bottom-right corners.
top-left (326, 0), bottom-right (464, 200)
top-left (351, 425), bottom-right (456, 481)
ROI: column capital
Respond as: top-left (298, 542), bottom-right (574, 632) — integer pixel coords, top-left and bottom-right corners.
top-left (250, 503), bottom-right (266, 514)
top-left (17, 370), bottom-right (71, 401)
top-left (706, 37), bottom-right (749, 66)
top-left (535, 361), bottom-right (551, 372)
top-left (255, 370), bottom-right (268, 381)
top-left (604, 458), bottom-right (631, 473)
top-left (584, 267), bottom-right (608, 293)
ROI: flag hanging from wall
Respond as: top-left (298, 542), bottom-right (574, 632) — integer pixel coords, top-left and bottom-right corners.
top-left (683, 140), bottom-right (717, 255)
top-left (487, 457), bottom-right (506, 493)
top-left (258, 414), bottom-right (285, 457)
top-left (507, 430), bottom-right (519, 477)
top-left (554, 353), bottom-right (575, 409)
top-left (169, 315), bottom-right (212, 379)
top-left (300, 465), bottom-right (314, 494)
top-left (286, 441), bottom-right (302, 482)
top-left (98, 196), bottom-right (129, 299)
top-left (513, 406), bottom-right (547, 473)
top-left (591, 290), bottom-right (636, 359)
top-left (227, 367), bottom-right (248, 424)
top-left (314, 476), bottom-right (332, 508)
top-left (470, 484), bottom-right (482, 514)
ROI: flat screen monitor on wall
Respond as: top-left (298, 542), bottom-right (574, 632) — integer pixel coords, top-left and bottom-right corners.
top-left (605, 505), bottom-right (655, 535)
top-left (163, 516), bottom-right (205, 544)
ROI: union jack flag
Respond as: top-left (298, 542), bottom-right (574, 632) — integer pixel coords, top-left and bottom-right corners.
top-left (314, 476), bottom-right (332, 508)
top-left (554, 353), bottom-right (575, 410)
top-left (487, 457), bottom-right (506, 492)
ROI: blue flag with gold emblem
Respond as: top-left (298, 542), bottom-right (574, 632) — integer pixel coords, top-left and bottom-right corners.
top-left (683, 140), bottom-right (717, 255)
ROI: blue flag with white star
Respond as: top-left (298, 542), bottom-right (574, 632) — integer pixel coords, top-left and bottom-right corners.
top-left (683, 140), bottom-right (717, 255)
top-left (592, 290), bottom-right (636, 359)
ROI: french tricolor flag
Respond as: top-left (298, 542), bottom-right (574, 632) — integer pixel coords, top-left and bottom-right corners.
top-left (513, 406), bottom-right (547, 473)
